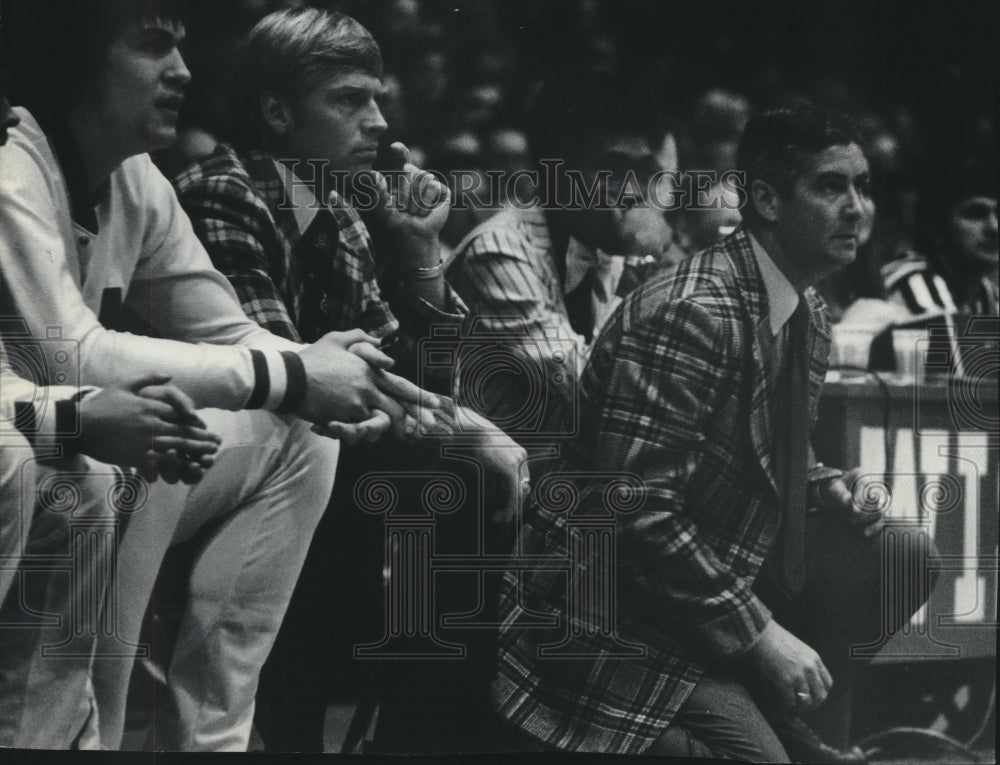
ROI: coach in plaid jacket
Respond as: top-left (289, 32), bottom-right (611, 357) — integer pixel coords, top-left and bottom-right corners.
top-left (493, 106), bottom-right (921, 759)
top-left (493, 225), bottom-right (826, 753)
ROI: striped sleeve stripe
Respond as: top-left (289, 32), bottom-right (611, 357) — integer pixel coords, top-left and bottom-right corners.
top-left (244, 348), bottom-right (288, 410)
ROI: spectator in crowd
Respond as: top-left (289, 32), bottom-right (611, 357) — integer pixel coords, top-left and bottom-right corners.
top-left (400, 47), bottom-right (450, 145)
top-left (482, 127), bottom-right (534, 207)
top-left (172, 7), bottom-right (526, 752)
top-left (0, 0), bottom-right (440, 750)
top-left (491, 104), bottom-right (931, 761)
top-left (429, 129), bottom-right (491, 250)
top-left (883, 157), bottom-right (998, 317)
top-left (677, 87), bottom-right (751, 177)
top-left (670, 178), bottom-right (743, 257)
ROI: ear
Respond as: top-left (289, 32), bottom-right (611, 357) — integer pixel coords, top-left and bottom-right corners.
top-left (750, 178), bottom-right (781, 224)
top-left (654, 132), bottom-right (679, 173)
top-left (261, 92), bottom-right (292, 139)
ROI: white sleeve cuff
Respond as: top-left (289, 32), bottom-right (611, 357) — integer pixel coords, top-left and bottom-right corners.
top-left (262, 348), bottom-right (287, 410)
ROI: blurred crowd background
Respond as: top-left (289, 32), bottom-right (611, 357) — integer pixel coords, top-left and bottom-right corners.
top-left (159, 0), bottom-right (996, 318)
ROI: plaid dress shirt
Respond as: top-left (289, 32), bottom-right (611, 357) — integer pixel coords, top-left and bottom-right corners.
top-left (173, 145), bottom-right (465, 385)
top-left (492, 227), bottom-right (833, 753)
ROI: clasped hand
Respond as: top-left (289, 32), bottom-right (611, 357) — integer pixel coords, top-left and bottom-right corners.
top-left (78, 373), bottom-right (221, 485)
top-left (813, 466), bottom-right (885, 537)
top-left (309, 346), bottom-right (528, 523)
top-left (302, 328), bottom-right (442, 445)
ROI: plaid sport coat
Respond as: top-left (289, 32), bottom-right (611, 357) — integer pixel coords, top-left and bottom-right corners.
top-left (492, 226), bottom-right (832, 753)
top-left (173, 144), bottom-right (400, 342)
top-left (173, 145), bottom-right (465, 389)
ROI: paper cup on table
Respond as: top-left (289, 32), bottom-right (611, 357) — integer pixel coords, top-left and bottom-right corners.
top-left (830, 325), bottom-right (874, 369)
top-left (892, 328), bottom-right (927, 380)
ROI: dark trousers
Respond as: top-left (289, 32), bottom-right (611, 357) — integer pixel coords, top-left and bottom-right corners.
top-left (256, 489), bottom-right (935, 755)
top-left (253, 444), bottom-right (384, 753)
top-left (253, 443), bottom-right (506, 754)
top-left (649, 507), bottom-right (937, 759)
top-left (647, 671), bottom-right (790, 761)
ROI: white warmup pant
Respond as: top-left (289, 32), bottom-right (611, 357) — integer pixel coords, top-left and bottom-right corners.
top-left (0, 421), bottom-right (36, 606)
top-left (0, 445), bottom-right (121, 749)
top-left (88, 408), bottom-right (338, 751)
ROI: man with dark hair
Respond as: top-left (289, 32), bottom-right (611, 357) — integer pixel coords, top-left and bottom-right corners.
top-left (493, 104), bottom-right (928, 760)
top-left (447, 68), bottom-right (674, 440)
top-left (0, 0), bottom-right (439, 750)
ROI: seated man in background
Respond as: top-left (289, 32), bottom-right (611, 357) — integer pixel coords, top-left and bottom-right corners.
top-left (0, 0), bottom-right (438, 750)
top-left (493, 104), bottom-right (932, 762)
top-left (669, 178), bottom-right (743, 259)
top-left (447, 68), bottom-right (674, 443)
top-left (173, 7), bottom-right (525, 752)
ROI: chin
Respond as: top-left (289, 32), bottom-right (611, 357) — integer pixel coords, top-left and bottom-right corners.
top-left (970, 252), bottom-right (999, 269)
top-left (148, 120), bottom-right (179, 150)
top-left (348, 158), bottom-right (376, 175)
top-left (832, 241), bottom-right (859, 260)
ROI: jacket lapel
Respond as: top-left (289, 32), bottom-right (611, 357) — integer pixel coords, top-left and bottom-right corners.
top-left (750, 316), bottom-right (778, 494)
top-left (723, 228), bottom-right (779, 495)
top-left (803, 288), bottom-right (831, 426)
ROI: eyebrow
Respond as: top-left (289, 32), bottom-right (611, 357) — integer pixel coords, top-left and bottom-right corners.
top-left (328, 82), bottom-right (387, 97)
top-left (815, 169), bottom-right (870, 183)
top-left (131, 19), bottom-right (186, 41)
top-left (956, 200), bottom-right (996, 213)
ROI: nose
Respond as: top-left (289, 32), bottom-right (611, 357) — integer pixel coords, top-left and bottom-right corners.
top-left (364, 99), bottom-right (388, 136)
top-left (986, 208), bottom-right (998, 236)
top-left (1, 105), bottom-right (18, 131)
top-left (166, 48), bottom-right (191, 88)
top-left (844, 185), bottom-right (864, 221)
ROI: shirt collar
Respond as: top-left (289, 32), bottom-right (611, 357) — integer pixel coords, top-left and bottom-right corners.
top-left (748, 231), bottom-right (799, 336)
top-left (564, 237), bottom-right (601, 293)
top-left (517, 206), bottom-right (552, 250)
top-left (274, 159), bottom-right (321, 235)
top-left (39, 113), bottom-right (106, 233)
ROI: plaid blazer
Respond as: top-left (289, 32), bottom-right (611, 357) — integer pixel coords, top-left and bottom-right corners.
top-left (173, 144), bottom-right (400, 342)
top-left (492, 226), bottom-right (832, 753)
